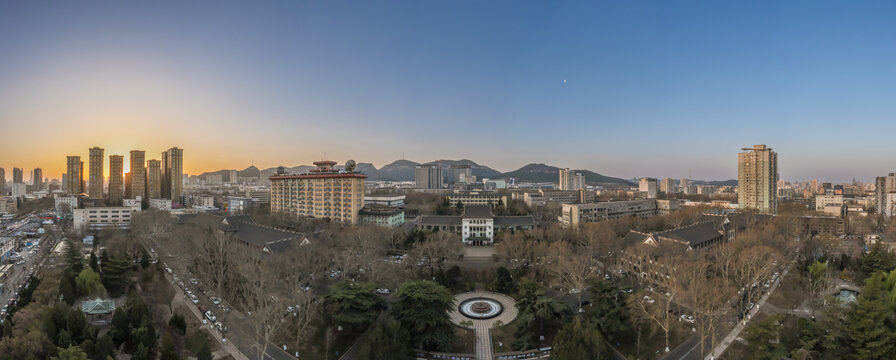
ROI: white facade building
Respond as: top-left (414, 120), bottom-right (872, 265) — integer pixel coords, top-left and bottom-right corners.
top-left (55, 196), bottom-right (79, 213)
top-left (149, 198), bottom-right (173, 211)
top-left (73, 207), bottom-right (136, 231)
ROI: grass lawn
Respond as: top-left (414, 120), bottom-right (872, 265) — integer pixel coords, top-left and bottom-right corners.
top-left (491, 320), bottom-right (518, 353)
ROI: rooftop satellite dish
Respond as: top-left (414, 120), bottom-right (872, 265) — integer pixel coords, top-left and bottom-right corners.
top-left (345, 160), bottom-right (356, 172)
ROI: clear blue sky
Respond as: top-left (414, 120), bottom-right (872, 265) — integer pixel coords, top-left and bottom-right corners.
top-left (1, 1), bottom-right (895, 182)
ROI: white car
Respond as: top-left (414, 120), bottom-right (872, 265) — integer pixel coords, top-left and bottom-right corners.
top-left (211, 297), bottom-right (221, 305)
top-left (680, 314), bottom-right (695, 323)
top-left (190, 295), bottom-right (199, 304)
top-left (643, 296), bottom-right (655, 304)
top-left (205, 311), bottom-right (216, 322)
top-left (376, 288), bottom-right (390, 295)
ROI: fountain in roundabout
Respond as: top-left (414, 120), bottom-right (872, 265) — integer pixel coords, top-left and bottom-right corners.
top-left (458, 297), bottom-right (504, 320)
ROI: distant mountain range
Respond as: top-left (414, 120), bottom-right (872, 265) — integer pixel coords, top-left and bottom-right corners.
top-left (198, 159), bottom-right (635, 185)
top-left (499, 163), bottom-right (634, 185)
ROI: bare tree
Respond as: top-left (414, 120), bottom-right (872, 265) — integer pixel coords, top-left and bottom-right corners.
top-left (547, 241), bottom-right (594, 308)
top-left (731, 243), bottom-right (780, 322)
top-left (238, 252), bottom-right (288, 360)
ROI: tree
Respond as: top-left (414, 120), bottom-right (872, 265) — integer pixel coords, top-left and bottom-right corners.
top-left (514, 278), bottom-right (571, 350)
top-left (196, 342), bottom-right (213, 360)
top-left (860, 243), bottom-right (896, 277)
top-left (551, 317), bottom-right (610, 360)
top-left (99, 254), bottom-right (131, 297)
top-left (51, 345), bottom-right (88, 360)
top-left (238, 252), bottom-right (287, 360)
top-left (64, 239), bottom-right (84, 276)
top-left (587, 279), bottom-right (629, 338)
top-left (392, 281), bottom-right (455, 351)
top-left (489, 266), bottom-right (515, 294)
top-left (847, 271), bottom-right (896, 359)
top-left (806, 261), bottom-right (831, 316)
top-left (357, 320), bottom-right (412, 360)
top-left (88, 253), bottom-right (98, 272)
top-left (323, 281), bottom-right (384, 328)
top-left (547, 241), bottom-right (593, 309)
top-left (745, 315), bottom-right (786, 360)
top-left (159, 334), bottom-right (180, 360)
top-left (75, 268), bottom-right (106, 298)
top-left (168, 315), bottom-right (187, 335)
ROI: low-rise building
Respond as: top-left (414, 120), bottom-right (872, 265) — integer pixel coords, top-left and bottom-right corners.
top-left (364, 195), bottom-right (406, 207)
top-left (417, 205), bottom-right (536, 245)
top-left (81, 298), bottom-right (116, 326)
top-left (359, 206), bottom-right (405, 227)
top-left (560, 199), bottom-right (681, 228)
top-left (227, 196), bottom-right (253, 214)
top-left (149, 198), bottom-right (173, 211)
top-left (0, 197), bottom-right (17, 214)
top-left (1, 236), bottom-right (15, 262)
top-left (447, 192), bottom-right (508, 207)
top-left (73, 207), bottom-right (136, 232)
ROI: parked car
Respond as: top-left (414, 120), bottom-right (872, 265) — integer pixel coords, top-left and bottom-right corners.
top-left (205, 311), bottom-right (216, 322)
top-left (643, 296), bottom-right (655, 304)
top-left (680, 314), bottom-right (695, 323)
top-left (376, 288), bottom-right (390, 295)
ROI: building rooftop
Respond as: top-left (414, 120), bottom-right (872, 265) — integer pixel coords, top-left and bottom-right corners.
top-left (81, 298), bottom-right (115, 314)
top-left (461, 205), bottom-right (493, 218)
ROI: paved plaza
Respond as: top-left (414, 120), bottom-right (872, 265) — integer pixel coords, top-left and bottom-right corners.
top-left (449, 291), bottom-right (518, 360)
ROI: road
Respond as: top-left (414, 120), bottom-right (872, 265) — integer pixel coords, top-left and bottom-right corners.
top-left (152, 242), bottom-right (297, 360)
top-left (1, 216), bottom-right (58, 319)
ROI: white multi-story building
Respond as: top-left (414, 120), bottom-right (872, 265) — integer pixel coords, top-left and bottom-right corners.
top-left (73, 207), bottom-right (136, 231)
top-left (1, 236), bottom-right (15, 262)
top-left (364, 195), bottom-right (406, 207)
top-left (815, 194), bottom-right (844, 212)
top-left (639, 178), bottom-right (658, 199)
top-left (122, 198), bottom-right (143, 211)
top-left (55, 196), bottom-right (79, 213)
top-left (560, 199), bottom-right (680, 228)
top-left (11, 183), bottom-right (27, 197)
top-left (149, 198), bottom-right (173, 211)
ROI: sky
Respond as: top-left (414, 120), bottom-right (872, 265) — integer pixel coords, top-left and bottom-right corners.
top-left (1, 1), bottom-right (896, 183)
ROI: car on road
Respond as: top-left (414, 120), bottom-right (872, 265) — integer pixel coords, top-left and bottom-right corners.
top-left (748, 302), bottom-right (755, 310)
top-left (376, 288), bottom-right (390, 295)
top-left (680, 314), bottom-right (695, 323)
top-left (211, 297), bottom-right (221, 305)
top-left (643, 296), bottom-right (655, 304)
top-left (205, 311), bottom-right (216, 322)
top-left (190, 294), bottom-right (199, 304)
top-left (604, 274), bottom-right (611, 280)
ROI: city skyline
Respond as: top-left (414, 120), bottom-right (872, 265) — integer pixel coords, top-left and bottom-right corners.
top-left (3, 1), bottom-right (896, 182)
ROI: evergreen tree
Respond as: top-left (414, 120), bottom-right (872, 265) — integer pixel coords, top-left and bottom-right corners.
top-left (100, 254), bottom-right (132, 297)
top-left (847, 271), bottom-right (896, 359)
top-left (489, 266), bottom-right (514, 294)
top-left (323, 281), bottom-right (385, 328)
top-left (158, 334), bottom-right (180, 360)
top-left (745, 315), bottom-right (786, 360)
top-left (357, 320), bottom-right (412, 360)
top-left (64, 239), bottom-right (84, 276)
top-left (89, 253), bottom-right (98, 272)
top-left (392, 281), bottom-right (455, 351)
top-left (587, 279), bottom-right (630, 338)
top-left (51, 345), bottom-right (89, 360)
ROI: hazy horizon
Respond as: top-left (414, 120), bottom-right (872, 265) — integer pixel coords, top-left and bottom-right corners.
top-left (3, 1), bottom-right (896, 183)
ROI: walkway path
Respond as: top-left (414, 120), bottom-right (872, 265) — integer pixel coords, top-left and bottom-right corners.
top-left (449, 292), bottom-right (518, 360)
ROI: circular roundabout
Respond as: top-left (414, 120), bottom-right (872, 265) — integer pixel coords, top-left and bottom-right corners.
top-left (458, 297), bottom-right (504, 320)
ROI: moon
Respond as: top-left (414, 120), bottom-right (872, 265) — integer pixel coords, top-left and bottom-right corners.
top-left (563, 79), bottom-right (567, 83)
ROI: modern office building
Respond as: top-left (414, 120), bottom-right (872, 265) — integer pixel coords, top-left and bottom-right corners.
top-left (162, 147), bottom-right (183, 202)
top-left (639, 178), bottom-right (658, 199)
top-left (269, 160), bottom-right (367, 224)
top-left (127, 150), bottom-right (146, 201)
top-left (660, 178), bottom-right (675, 194)
top-left (12, 167), bottom-right (23, 184)
top-left (108, 155), bottom-right (124, 205)
top-left (31, 168), bottom-right (43, 190)
top-left (415, 164), bottom-right (443, 189)
top-left (88, 147), bottom-right (104, 199)
top-left (65, 156), bottom-right (84, 195)
top-left (146, 159), bottom-right (162, 199)
top-left (737, 144), bottom-right (778, 214)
